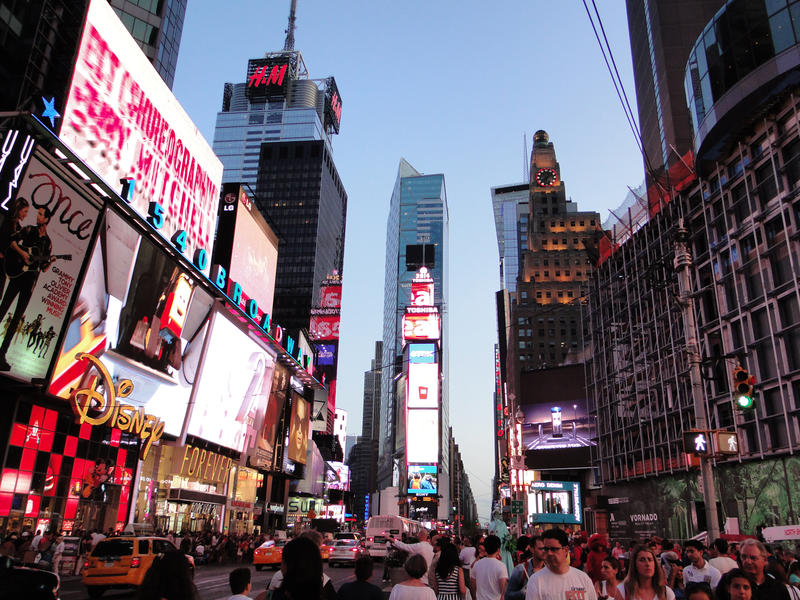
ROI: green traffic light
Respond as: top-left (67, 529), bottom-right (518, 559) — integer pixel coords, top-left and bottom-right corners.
top-left (736, 394), bottom-right (754, 409)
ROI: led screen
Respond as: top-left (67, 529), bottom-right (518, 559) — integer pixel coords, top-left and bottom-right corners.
top-left (0, 148), bottom-right (100, 383)
top-left (188, 310), bottom-right (276, 452)
top-left (402, 312), bottom-right (440, 342)
top-left (410, 281), bottom-right (434, 306)
top-left (49, 210), bottom-right (211, 437)
top-left (309, 314), bottom-right (340, 340)
top-left (251, 364), bottom-right (289, 469)
top-left (60, 0), bottom-right (222, 271)
top-left (316, 344), bottom-right (335, 366)
top-left (520, 365), bottom-right (595, 470)
top-left (318, 285), bottom-right (342, 309)
top-left (405, 410), bottom-right (438, 464)
top-left (407, 464), bottom-right (437, 495)
top-left (287, 395), bottom-right (310, 465)
top-left (229, 190), bottom-right (278, 315)
top-left (527, 480), bottom-right (582, 525)
top-left (326, 461), bottom-right (350, 491)
top-left (408, 343), bottom-right (436, 364)
top-left (406, 363), bottom-right (439, 409)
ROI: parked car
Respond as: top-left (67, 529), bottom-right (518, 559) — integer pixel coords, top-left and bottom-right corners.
top-left (328, 539), bottom-right (367, 567)
top-left (81, 536), bottom-right (193, 598)
top-left (0, 555), bottom-right (60, 600)
top-left (253, 539), bottom-right (286, 570)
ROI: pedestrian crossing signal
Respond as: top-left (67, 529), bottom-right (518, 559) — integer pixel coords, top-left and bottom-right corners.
top-left (732, 366), bottom-right (755, 410)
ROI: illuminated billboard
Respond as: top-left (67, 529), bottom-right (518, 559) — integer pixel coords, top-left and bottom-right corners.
top-left (406, 363), bottom-right (439, 409)
top-left (520, 365), bottom-right (595, 470)
top-left (527, 480), bottom-right (582, 525)
top-left (287, 395), bottom-right (310, 465)
top-left (410, 281), bottom-right (434, 306)
top-left (407, 465), bottom-right (437, 496)
top-left (251, 364), bottom-right (290, 469)
top-left (408, 343), bottom-right (436, 364)
top-left (323, 77), bottom-right (342, 134)
top-left (401, 312), bottom-right (441, 343)
top-left (60, 0), bottom-right (223, 272)
top-left (49, 209), bottom-right (212, 437)
top-left (316, 344), bottom-right (335, 366)
top-left (0, 147), bottom-right (100, 383)
top-left (405, 410), bottom-right (438, 464)
top-left (187, 309), bottom-right (276, 453)
top-left (325, 461), bottom-right (350, 491)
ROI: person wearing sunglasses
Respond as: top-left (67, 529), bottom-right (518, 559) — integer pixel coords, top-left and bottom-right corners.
top-left (525, 529), bottom-right (596, 599)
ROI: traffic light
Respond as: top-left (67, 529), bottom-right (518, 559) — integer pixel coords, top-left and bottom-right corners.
top-left (732, 366), bottom-right (755, 410)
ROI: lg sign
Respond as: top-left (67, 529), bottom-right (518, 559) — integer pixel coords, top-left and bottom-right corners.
top-left (248, 64), bottom-right (288, 88)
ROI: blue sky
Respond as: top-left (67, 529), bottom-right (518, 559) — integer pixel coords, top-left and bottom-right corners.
top-left (172, 1), bottom-right (644, 523)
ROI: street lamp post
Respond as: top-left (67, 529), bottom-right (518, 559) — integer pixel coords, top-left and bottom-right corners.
top-left (674, 220), bottom-right (720, 542)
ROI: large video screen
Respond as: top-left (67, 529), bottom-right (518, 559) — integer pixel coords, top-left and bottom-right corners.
top-left (520, 365), bottom-right (594, 469)
top-left (48, 209), bottom-right (212, 437)
top-left (325, 461), bottom-right (350, 491)
top-left (0, 148), bottom-right (100, 383)
top-left (407, 465), bottom-right (437, 495)
top-left (402, 312), bottom-right (440, 342)
top-left (287, 395), bottom-right (310, 465)
top-left (187, 310), bottom-right (276, 452)
top-left (527, 480), bottom-right (582, 525)
top-left (406, 362), bottom-right (438, 409)
top-left (60, 0), bottom-right (222, 270)
top-left (251, 364), bottom-right (289, 469)
top-left (406, 409), bottom-right (438, 464)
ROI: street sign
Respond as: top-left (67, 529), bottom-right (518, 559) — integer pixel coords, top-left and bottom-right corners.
top-left (716, 431), bottom-right (739, 455)
top-left (511, 500), bottom-right (524, 515)
top-left (683, 430), bottom-right (711, 456)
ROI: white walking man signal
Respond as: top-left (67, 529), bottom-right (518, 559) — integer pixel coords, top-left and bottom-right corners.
top-left (694, 433), bottom-right (707, 453)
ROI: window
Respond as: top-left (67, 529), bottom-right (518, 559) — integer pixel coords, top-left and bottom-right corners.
top-left (519, 342), bottom-right (526, 349)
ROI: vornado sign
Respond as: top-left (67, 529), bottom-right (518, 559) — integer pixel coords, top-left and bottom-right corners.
top-left (173, 444), bottom-right (235, 485)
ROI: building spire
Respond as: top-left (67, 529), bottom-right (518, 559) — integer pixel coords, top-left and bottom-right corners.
top-left (284, 0), bottom-right (297, 51)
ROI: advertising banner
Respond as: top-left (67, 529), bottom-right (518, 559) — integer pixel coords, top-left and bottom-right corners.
top-left (48, 209), bottom-right (212, 437)
top-left (406, 362), bottom-right (439, 409)
top-left (405, 410), bottom-right (438, 464)
top-left (527, 480), bottom-right (582, 525)
top-left (407, 465), bottom-right (437, 495)
top-left (401, 312), bottom-right (441, 343)
top-left (0, 148), bottom-right (100, 383)
top-left (250, 364), bottom-right (290, 469)
top-left (520, 364), bottom-right (595, 469)
top-left (287, 395), bottom-right (310, 465)
top-left (60, 0), bottom-right (223, 271)
top-left (187, 309), bottom-right (276, 453)
top-left (309, 314), bottom-right (340, 341)
top-left (316, 344), bottom-right (335, 366)
top-left (408, 343), bottom-right (436, 364)
top-left (325, 461), bottom-right (350, 491)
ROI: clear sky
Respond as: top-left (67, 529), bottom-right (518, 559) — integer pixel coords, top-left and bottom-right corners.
top-left (172, 1), bottom-right (645, 524)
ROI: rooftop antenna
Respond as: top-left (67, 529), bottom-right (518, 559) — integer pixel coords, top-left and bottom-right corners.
top-left (283, 0), bottom-right (297, 51)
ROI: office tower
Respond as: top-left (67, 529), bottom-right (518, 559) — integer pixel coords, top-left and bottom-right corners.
top-left (626, 0), bottom-right (724, 175)
top-left (379, 159), bottom-right (449, 521)
top-left (362, 341), bottom-right (383, 442)
top-left (491, 183), bottom-right (529, 293)
top-left (109, 0), bottom-right (186, 88)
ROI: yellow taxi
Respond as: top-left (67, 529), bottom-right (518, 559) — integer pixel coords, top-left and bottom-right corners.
top-left (320, 540), bottom-right (331, 560)
top-left (253, 539), bottom-right (286, 570)
top-left (81, 536), bottom-right (193, 598)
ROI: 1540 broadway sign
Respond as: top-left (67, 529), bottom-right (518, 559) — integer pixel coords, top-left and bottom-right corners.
top-left (71, 352), bottom-right (165, 458)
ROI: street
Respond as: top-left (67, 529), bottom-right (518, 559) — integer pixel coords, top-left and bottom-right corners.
top-left (58, 561), bottom-right (390, 600)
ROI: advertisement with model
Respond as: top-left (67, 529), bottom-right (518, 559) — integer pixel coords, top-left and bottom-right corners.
top-left (59, 0), bottom-right (223, 271)
top-left (48, 209), bottom-right (213, 438)
top-left (0, 146), bottom-right (101, 383)
top-left (187, 308), bottom-right (277, 454)
top-left (407, 465), bottom-right (437, 496)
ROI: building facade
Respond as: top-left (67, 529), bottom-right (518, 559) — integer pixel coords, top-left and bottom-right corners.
top-left (491, 183), bottom-right (529, 293)
top-left (587, 0), bottom-right (800, 538)
top-left (379, 159), bottom-right (450, 521)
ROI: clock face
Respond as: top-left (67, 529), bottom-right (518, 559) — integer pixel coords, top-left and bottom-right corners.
top-left (535, 168), bottom-right (558, 187)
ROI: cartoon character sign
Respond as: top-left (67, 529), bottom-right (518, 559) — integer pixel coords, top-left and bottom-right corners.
top-left (80, 457), bottom-right (115, 501)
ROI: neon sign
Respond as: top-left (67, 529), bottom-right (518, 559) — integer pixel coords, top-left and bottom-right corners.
top-left (71, 353), bottom-right (165, 459)
top-left (248, 64), bottom-right (288, 88)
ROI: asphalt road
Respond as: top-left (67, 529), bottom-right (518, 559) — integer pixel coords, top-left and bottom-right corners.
top-left (59, 561), bottom-right (392, 600)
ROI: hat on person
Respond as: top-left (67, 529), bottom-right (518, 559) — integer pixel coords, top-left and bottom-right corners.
top-left (662, 551), bottom-right (680, 563)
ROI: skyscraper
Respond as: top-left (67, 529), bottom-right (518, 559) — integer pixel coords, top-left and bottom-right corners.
top-left (362, 341), bottom-right (383, 442)
top-left (379, 159), bottom-right (449, 521)
top-left (625, 0), bottom-right (724, 176)
top-left (492, 183), bottom-right (529, 293)
top-left (110, 0), bottom-right (187, 88)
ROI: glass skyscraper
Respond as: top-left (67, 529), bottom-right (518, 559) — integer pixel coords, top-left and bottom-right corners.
top-left (380, 159), bottom-right (450, 520)
top-left (491, 183), bottom-right (529, 293)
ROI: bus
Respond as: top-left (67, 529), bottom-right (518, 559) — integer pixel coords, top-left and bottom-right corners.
top-left (365, 515), bottom-right (426, 558)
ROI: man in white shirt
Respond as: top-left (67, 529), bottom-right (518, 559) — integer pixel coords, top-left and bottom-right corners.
top-left (227, 567), bottom-right (251, 600)
top-left (31, 530), bottom-right (43, 552)
top-left (526, 528), bottom-right (597, 600)
top-left (708, 539), bottom-right (739, 575)
top-left (389, 528), bottom-right (435, 585)
top-left (683, 540), bottom-right (721, 588)
top-left (471, 534), bottom-right (508, 600)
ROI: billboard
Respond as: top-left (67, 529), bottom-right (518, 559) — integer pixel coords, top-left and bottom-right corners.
top-left (410, 281), bottom-right (434, 306)
top-left (325, 461), bottom-right (350, 491)
top-left (406, 362), bottom-right (439, 409)
top-left (401, 312), bottom-right (441, 342)
top-left (251, 364), bottom-right (290, 469)
top-left (309, 314), bottom-right (340, 340)
top-left (48, 209), bottom-right (212, 437)
top-left (60, 0), bottom-right (222, 272)
top-left (287, 395), bottom-right (310, 465)
top-left (187, 309), bottom-right (276, 453)
top-left (520, 364), bottom-right (595, 469)
top-left (246, 57), bottom-right (292, 101)
top-left (323, 77), bottom-right (342, 134)
top-left (408, 343), bottom-right (436, 364)
top-left (0, 147), bottom-right (101, 383)
top-left (527, 480), bottom-right (582, 525)
top-left (316, 344), bottom-right (335, 366)
top-left (406, 410), bottom-right (438, 464)
top-left (407, 465), bottom-right (437, 496)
